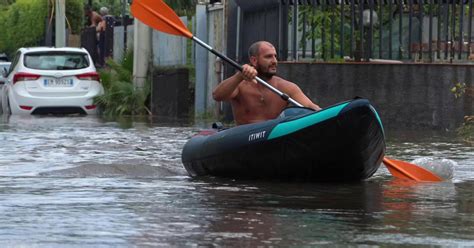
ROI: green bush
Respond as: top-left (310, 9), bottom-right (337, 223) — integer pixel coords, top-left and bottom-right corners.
top-left (94, 51), bottom-right (151, 116)
top-left (89, 0), bottom-right (128, 17)
top-left (0, 0), bottom-right (48, 55)
top-left (457, 116), bottom-right (473, 145)
top-left (86, 0), bottom-right (195, 17)
top-left (164, 0), bottom-right (197, 17)
top-left (451, 83), bottom-right (473, 145)
top-left (66, 0), bottom-right (84, 34)
top-left (0, 0), bottom-right (83, 56)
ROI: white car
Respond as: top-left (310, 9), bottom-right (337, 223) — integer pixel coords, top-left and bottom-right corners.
top-left (1, 47), bottom-right (104, 115)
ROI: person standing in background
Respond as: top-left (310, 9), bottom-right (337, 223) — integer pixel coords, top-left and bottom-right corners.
top-left (85, 5), bottom-right (104, 66)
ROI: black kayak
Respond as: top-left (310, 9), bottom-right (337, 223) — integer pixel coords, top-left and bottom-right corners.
top-left (181, 98), bottom-right (386, 182)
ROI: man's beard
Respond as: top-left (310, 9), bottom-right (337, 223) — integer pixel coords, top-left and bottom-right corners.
top-left (256, 65), bottom-right (276, 80)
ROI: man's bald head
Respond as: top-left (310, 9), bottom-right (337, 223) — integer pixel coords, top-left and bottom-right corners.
top-left (248, 41), bottom-right (275, 59)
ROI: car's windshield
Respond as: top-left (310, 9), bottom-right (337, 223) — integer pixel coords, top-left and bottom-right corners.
top-left (24, 52), bottom-right (90, 70)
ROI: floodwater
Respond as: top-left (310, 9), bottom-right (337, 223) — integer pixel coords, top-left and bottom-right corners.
top-left (0, 115), bottom-right (473, 247)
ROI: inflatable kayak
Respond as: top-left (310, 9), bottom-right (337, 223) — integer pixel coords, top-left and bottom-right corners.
top-left (181, 98), bottom-right (386, 182)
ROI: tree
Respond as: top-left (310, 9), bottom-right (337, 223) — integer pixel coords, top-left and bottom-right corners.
top-left (0, 0), bottom-right (48, 55)
top-left (0, 0), bottom-right (84, 56)
top-left (0, 0), bottom-right (15, 6)
top-left (164, 0), bottom-right (197, 17)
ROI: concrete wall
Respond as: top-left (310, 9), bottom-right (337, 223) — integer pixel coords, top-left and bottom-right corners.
top-left (277, 62), bottom-right (473, 130)
top-left (113, 18), bottom-right (187, 66)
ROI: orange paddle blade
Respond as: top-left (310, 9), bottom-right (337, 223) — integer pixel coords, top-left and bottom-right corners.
top-left (131, 0), bottom-right (193, 38)
top-left (383, 157), bottom-right (443, 182)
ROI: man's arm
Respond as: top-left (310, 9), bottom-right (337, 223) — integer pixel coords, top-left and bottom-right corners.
top-left (212, 64), bottom-right (257, 101)
top-left (287, 83), bottom-right (321, 111)
top-left (212, 72), bottom-right (242, 101)
top-left (90, 12), bottom-right (103, 27)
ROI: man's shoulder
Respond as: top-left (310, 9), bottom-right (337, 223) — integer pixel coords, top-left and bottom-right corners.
top-left (272, 75), bottom-right (292, 82)
top-left (273, 76), bottom-right (296, 87)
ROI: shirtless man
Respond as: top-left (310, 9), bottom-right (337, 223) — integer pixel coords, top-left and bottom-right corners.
top-left (212, 41), bottom-right (321, 125)
top-left (85, 6), bottom-right (104, 32)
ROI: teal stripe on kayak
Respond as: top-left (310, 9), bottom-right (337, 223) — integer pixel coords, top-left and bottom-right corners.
top-left (369, 105), bottom-right (385, 137)
top-left (268, 102), bottom-right (350, 140)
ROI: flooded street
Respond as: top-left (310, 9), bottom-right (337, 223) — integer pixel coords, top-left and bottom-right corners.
top-left (0, 115), bottom-right (473, 247)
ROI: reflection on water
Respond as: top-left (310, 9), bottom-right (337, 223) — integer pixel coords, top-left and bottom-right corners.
top-left (0, 115), bottom-right (473, 246)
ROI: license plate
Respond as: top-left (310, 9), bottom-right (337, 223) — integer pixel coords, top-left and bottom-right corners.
top-left (44, 78), bottom-right (73, 87)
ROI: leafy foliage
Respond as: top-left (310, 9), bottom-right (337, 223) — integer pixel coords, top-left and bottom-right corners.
top-left (0, 0), bottom-right (15, 10)
top-left (457, 116), bottom-right (473, 145)
top-left (450, 81), bottom-right (473, 144)
top-left (87, 0), bottom-right (197, 17)
top-left (297, 5), bottom-right (388, 60)
top-left (0, 0), bottom-right (83, 56)
top-left (298, 6), bottom-right (343, 60)
top-left (89, 0), bottom-right (128, 17)
top-left (451, 82), bottom-right (467, 99)
top-left (0, 0), bottom-right (48, 55)
top-left (94, 51), bottom-right (151, 116)
top-left (164, 0), bottom-right (197, 17)
top-left (65, 0), bottom-right (84, 34)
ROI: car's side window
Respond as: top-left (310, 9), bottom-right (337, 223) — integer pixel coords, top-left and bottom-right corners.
top-left (7, 51), bottom-right (21, 76)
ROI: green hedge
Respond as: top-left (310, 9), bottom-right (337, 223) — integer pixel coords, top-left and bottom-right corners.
top-left (0, 0), bottom-right (48, 55)
top-left (95, 51), bottom-right (152, 116)
top-left (89, 0), bottom-right (126, 17)
top-left (0, 0), bottom-right (83, 56)
top-left (66, 0), bottom-right (84, 34)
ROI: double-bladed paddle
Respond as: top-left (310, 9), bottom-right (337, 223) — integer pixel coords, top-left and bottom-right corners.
top-left (130, 0), bottom-right (443, 182)
top-left (383, 157), bottom-right (442, 182)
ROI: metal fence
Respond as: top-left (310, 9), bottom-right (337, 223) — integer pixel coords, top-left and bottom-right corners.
top-left (282, 0), bottom-right (474, 62)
